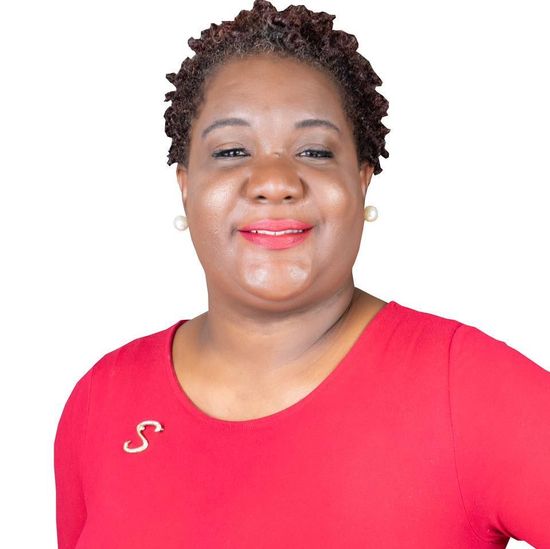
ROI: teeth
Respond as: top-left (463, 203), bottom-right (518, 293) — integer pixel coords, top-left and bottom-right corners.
top-left (250, 229), bottom-right (305, 235)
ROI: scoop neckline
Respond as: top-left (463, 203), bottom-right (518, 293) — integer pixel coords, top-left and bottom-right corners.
top-left (164, 300), bottom-right (399, 430)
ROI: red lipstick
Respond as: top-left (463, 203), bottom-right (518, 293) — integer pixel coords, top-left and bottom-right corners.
top-left (238, 218), bottom-right (313, 250)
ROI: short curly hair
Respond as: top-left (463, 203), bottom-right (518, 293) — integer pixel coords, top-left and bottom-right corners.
top-left (163, 0), bottom-right (390, 175)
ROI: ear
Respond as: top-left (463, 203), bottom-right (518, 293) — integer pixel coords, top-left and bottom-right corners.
top-left (176, 163), bottom-right (189, 211)
top-left (358, 161), bottom-right (375, 202)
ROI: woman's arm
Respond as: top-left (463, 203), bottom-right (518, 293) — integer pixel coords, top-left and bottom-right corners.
top-left (449, 323), bottom-right (550, 547)
top-left (54, 372), bottom-right (92, 549)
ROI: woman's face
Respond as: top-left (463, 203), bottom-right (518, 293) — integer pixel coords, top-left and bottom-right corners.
top-left (177, 53), bottom-right (374, 311)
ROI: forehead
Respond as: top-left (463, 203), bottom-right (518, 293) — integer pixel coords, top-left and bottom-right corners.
top-left (196, 54), bottom-right (347, 123)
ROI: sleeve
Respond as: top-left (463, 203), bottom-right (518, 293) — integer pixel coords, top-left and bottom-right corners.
top-left (448, 323), bottom-right (550, 547)
top-left (54, 371), bottom-right (92, 549)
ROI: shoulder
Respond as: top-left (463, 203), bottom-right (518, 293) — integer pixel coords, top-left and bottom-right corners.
top-left (392, 300), bottom-right (546, 371)
top-left (447, 318), bottom-right (549, 404)
top-left (389, 300), bottom-right (462, 332)
top-left (386, 301), bottom-right (550, 417)
top-left (56, 319), bottom-right (185, 439)
top-left (387, 300), bottom-right (464, 352)
top-left (71, 320), bottom-right (184, 396)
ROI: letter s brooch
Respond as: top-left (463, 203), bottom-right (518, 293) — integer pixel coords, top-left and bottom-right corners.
top-left (123, 420), bottom-right (164, 454)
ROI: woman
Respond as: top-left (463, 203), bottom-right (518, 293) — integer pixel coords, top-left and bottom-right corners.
top-left (54, 1), bottom-right (550, 547)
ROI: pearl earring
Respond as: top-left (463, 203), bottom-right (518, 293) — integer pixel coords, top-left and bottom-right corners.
top-left (364, 205), bottom-right (378, 222)
top-left (173, 215), bottom-right (188, 231)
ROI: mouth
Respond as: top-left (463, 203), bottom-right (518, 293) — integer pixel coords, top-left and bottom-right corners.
top-left (238, 218), bottom-right (314, 250)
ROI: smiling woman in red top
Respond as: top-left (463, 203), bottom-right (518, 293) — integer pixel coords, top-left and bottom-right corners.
top-left (54, 1), bottom-right (550, 547)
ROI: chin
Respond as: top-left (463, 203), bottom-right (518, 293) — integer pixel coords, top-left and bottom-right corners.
top-left (239, 263), bottom-right (313, 305)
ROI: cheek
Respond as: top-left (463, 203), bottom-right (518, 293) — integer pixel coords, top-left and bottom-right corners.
top-left (189, 184), bottom-right (232, 233)
top-left (186, 186), bottom-right (234, 265)
top-left (324, 185), bottom-right (350, 210)
top-left (319, 183), bottom-right (363, 231)
top-left (198, 185), bottom-right (232, 218)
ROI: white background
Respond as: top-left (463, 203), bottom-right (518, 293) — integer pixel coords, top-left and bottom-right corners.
top-left (1, 0), bottom-right (548, 547)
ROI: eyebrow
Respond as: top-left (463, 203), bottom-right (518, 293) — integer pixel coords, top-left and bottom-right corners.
top-left (201, 117), bottom-right (341, 139)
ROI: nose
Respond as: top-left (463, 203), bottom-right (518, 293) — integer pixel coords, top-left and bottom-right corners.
top-left (244, 154), bottom-right (305, 203)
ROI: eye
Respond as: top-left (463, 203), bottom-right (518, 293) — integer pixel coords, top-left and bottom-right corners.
top-left (298, 149), bottom-right (334, 159)
top-left (211, 148), bottom-right (249, 158)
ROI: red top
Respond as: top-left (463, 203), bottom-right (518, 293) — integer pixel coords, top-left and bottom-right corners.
top-left (54, 301), bottom-right (550, 548)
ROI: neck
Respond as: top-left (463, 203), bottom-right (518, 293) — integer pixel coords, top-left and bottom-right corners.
top-left (195, 277), bottom-right (361, 384)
